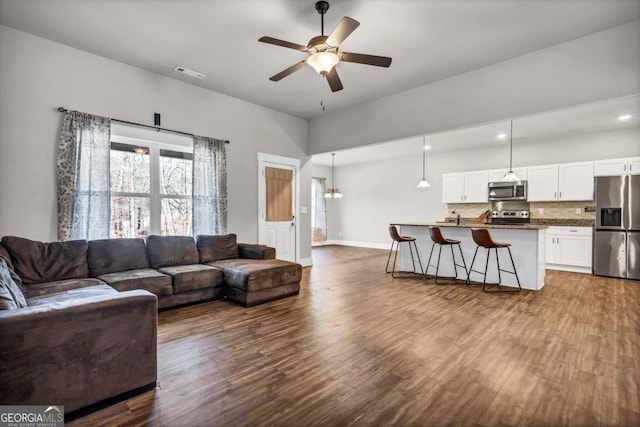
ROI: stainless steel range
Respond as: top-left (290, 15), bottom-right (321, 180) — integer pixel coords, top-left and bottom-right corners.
top-left (490, 201), bottom-right (530, 224)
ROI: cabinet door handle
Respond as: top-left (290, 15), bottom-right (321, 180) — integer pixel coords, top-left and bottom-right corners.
top-left (554, 192), bottom-right (557, 199)
top-left (559, 191), bottom-right (562, 199)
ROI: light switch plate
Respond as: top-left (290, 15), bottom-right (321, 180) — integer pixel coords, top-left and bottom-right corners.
top-left (538, 208), bottom-right (544, 215)
top-left (576, 208), bottom-right (581, 214)
top-left (301, 206), bottom-right (308, 214)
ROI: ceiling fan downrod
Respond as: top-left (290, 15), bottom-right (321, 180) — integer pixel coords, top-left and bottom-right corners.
top-left (315, 1), bottom-right (329, 36)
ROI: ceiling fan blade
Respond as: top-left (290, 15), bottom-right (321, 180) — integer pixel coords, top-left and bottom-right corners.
top-left (326, 17), bottom-right (360, 47)
top-left (269, 60), bottom-right (308, 81)
top-left (325, 67), bottom-right (343, 92)
top-left (259, 36), bottom-right (308, 52)
top-left (340, 52), bottom-right (392, 67)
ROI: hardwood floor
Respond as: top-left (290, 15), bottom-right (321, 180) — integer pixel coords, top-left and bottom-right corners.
top-left (69, 245), bottom-right (640, 426)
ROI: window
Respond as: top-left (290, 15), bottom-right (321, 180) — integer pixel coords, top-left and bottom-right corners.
top-left (110, 140), bottom-right (193, 238)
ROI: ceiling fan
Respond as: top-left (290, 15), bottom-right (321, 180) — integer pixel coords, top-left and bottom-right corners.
top-left (259, 0), bottom-right (392, 92)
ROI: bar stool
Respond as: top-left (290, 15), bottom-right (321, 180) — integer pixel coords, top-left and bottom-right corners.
top-left (425, 226), bottom-right (468, 284)
top-left (466, 228), bottom-right (522, 292)
top-left (386, 225), bottom-right (425, 278)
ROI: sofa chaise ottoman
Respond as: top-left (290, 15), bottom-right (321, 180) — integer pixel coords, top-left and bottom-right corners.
top-left (197, 234), bottom-right (302, 307)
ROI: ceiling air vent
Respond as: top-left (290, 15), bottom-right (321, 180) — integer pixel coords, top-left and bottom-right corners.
top-left (173, 66), bottom-right (206, 79)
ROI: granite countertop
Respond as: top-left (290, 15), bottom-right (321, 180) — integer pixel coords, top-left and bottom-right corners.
top-left (393, 218), bottom-right (595, 230)
top-left (392, 222), bottom-right (549, 230)
top-left (529, 218), bottom-right (595, 227)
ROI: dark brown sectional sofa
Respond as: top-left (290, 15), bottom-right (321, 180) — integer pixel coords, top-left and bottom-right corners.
top-left (0, 233), bottom-right (302, 418)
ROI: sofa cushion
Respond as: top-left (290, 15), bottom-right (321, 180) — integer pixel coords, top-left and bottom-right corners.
top-left (26, 284), bottom-right (118, 307)
top-left (197, 234), bottom-right (239, 263)
top-left (88, 238), bottom-right (149, 277)
top-left (97, 268), bottom-right (173, 296)
top-left (146, 235), bottom-right (199, 269)
top-left (22, 278), bottom-right (106, 299)
top-left (0, 257), bottom-right (27, 309)
top-left (157, 264), bottom-right (224, 293)
top-left (207, 259), bottom-right (302, 292)
top-left (1, 236), bottom-right (89, 284)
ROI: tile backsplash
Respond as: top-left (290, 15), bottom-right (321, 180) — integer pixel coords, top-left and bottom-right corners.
top-left (529, 201), bottom-right (595, 220)
top-left (446, 201), bottom-right (596, 220)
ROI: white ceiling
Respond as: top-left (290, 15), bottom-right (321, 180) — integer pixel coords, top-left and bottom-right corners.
top-left (311, 95), bottom-right (640, 165)
top-left (1, 0), bottom-right (639, 120)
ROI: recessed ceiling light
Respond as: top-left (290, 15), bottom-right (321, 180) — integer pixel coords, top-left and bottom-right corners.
top-left (617, 114), bottom-right (632, 121)
top-left (173, 66), bottom-right (206, 80)
top-left (424, 145), bottom-right (431, 150)
top-left (496, 133), bottom-right (508, 140)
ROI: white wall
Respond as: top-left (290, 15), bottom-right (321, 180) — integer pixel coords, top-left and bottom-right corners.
top-left (308, 20), bottom-right (640, 154)
top-left (0, 25), bottom-right (313, 261)
top-left (328, 126), bottom-right (640, 247)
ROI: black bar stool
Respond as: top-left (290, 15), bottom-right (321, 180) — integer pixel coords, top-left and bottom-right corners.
top-left (386, 225), bottom-right (424, 278)
top-left (466, 228), bottom-right (521, 292)
top-left (425, 226), bottom-right (468, 284)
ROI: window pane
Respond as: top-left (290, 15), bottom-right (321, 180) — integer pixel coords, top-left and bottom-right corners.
top-left (161, 198), bottom-right (192, 236)
top-left (110, 148), bottom-right (150, 193)
top-left (160, 154), bottom-right (192, 195)
top-left (110, 196), bottom-right (150, 238)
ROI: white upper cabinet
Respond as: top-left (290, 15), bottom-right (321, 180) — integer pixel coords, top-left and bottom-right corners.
top-left (558, 162), bottom-right (594, 200)
top-left (487, 167), bottom-right (528, 182)
top-left (594, 157), bottom-right (640, 176)
top-left (442, 171), bottom-right (488, 203)
top-left (527, 164), bottom-right (558, 201)
top-left (442, 173), bottom-right (465, 203)
top-left (528, 162), bottom-right (594, 201)
top-left (465, 170), bottom-right (490, 202)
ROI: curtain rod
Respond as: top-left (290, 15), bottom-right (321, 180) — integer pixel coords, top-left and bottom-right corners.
top-left (57, 107), bottom-right (230, 144)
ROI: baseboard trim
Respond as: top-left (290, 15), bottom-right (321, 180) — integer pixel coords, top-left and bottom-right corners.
top-left (546, 264), bottom-right (593, 274)
top-left (314, 240), bottom-right (390, 250)
top-left (298, 257), bottom-right (312, 267)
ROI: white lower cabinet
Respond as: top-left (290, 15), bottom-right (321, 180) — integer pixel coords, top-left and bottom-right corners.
top-left (545, 226), bottom-right (593, 273)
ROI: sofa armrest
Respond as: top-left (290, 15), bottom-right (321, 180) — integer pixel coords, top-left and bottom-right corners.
top-left (0, 290), bottom-right (158, 413)
top-left (238, 243), bottom-right (276, 260)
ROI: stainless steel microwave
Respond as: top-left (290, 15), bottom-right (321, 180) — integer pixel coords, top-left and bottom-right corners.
top-left (488, 181), bottom-right (527, 201)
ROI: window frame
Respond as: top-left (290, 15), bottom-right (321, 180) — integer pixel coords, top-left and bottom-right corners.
top-left (110, 134), bottom-right (193, 237)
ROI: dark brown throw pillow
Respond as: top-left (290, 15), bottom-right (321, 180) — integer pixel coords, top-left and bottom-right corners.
top-left (1, 236), bottom-right (89, 284)
top-left (88, 238), bottom-right (150, 277)
top-left (197, 234), bottom-right (239, 263)
top-left (146, 235), bottom-right (199, 268)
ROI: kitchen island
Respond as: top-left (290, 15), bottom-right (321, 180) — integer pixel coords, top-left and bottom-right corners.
top-left (391, 222), bottom-right (548, 290)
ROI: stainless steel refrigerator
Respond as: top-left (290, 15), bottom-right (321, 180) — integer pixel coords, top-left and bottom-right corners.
top-left (594, 175), bottom-right (640, 280)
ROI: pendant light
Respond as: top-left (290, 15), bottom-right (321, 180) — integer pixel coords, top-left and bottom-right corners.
top-left (417, 136), bottom-right (431, 188)
top-left (502, 120), bottom-right (520, 181)
top-left (324, 153), bottom-right (342, 198)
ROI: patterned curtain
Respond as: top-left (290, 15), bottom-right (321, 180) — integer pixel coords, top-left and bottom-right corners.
top-left (312, 177), bottom-right (327, 242)
top-left (57, 111), bottom-right (111, 241)
top-left (192, 135), bottom-right (228, 236)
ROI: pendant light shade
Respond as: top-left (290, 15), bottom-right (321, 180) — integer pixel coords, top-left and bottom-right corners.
top-left (417, 136), bottom-right (431, 188)
top-left (502, 120), bottom-right (520, 182)
top-left (324, 153), bottom-right (342, 198)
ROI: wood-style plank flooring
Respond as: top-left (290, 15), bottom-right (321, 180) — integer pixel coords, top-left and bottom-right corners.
top-left (69, 245), bottom-right (640, 426)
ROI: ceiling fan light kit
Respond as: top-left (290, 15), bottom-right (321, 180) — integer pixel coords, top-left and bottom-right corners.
top-left (259, 1), bottom-right (392, 92)
top-left (307, 51), bottom-right (340, 74)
